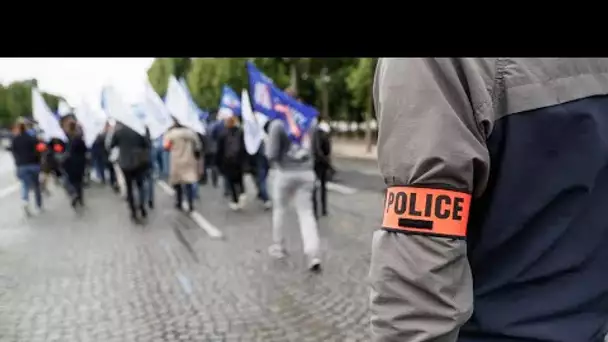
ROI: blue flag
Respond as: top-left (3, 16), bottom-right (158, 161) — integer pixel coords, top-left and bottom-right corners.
top-left (219, 85), bottom-right (242, 116)
top-left (246, 61), bottom-right (319, 143)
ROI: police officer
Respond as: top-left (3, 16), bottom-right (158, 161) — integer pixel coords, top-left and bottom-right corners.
top-left (370, 58), bottom-right (608, 342)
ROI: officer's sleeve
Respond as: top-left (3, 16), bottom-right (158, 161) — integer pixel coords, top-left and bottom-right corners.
top-left (370, 58), bottom-right (492, 342)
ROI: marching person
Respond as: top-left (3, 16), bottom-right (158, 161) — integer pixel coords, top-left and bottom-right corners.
top-left (10, 117), bottom-right (45, 215)
top-left (109, 123), bottom-right (150, 222)
top-left (164, 120), bottom-right (201, 213)
top-left (62, 120), bottom-right (88, 209)
top-left (311, 118), bottom-right (332, 218)
top-left (265, 106), bottom-right (321, 272)
top-left (370, 58), bottom-right (608, 342)
top-left (217, 115), bottom-right (246, 210)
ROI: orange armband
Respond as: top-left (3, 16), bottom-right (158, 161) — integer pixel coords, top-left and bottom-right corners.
top-left (382, 186), bottom-right (471, 239)
top-left (163, 140), bottom-right (172, 151)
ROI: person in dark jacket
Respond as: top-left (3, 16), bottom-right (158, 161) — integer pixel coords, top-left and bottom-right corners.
top-left (10, 118), bottom-right (45, 215)
top-left (110, 123), bottom-right (150, 222)
top-left (311, 119), bottom-right (332, 218)
top-left (142, 127), bottom-right (155, 209)
top-left (217, 115), bottom-right (246, 210)
top-left (91, 132), bottom-right (109, 184)
top-left (63, 120), bottom-right (88, 209)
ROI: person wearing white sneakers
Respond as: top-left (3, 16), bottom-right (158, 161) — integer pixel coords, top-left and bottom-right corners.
top-left (265, 112), bottom-right (321, 272)
top-left (217, 114), bottom-right (247, 211)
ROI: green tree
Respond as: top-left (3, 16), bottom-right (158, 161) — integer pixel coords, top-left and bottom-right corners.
top-left (346, 58), bottom-right (376, 120)
top-left (0, 79), bottom-right (64, 127)
top-left (147, 58), bottom-right (192, 98)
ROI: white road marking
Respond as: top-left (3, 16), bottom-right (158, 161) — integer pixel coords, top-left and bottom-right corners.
top-left (157, 180), bottom-right (223, 239)
top-left (267, 169), bottom-right (360, 195)
top-left (327, 181), bottom-right (358, 195)
top-left (0, 183), bottom-right (19, 199)
top-left (175, 272), bottom-right (193, 295)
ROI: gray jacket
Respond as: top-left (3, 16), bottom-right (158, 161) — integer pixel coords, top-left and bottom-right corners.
top-left (265, 119), bottom-right (312, 171)
top-left (371, 58), bottom-right (608, 342)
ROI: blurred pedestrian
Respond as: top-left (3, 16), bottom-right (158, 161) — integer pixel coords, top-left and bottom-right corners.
top-left (10, 118), bottom-right (45, 216)
top-left (265, 111), bottom-right (321, 272)
top-left (143, 127), bottom-right (155, 209)
top-left (62, 120), bottom-right (88, 209)
top-left (110, 123), bottom-right (150, 222)
top-left (217, 115), bottom-right (246, 210)
top-left (311, 118), bottom-right (332, 218)
top-left (164, 120), bottom-right (201, 213)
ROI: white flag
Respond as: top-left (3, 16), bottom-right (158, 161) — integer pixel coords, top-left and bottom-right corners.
top-left (58, 99), bottom-right (72, 117)
top-left (241, 89), bottom-right (264, 155)
top-left (74, 101), bottom-right (107, 147)
top-left (165, 76), bottom-right (204, 135)
top-left (32, 88), bottom-right (67, 142)
top-left (101, 85), bottom-right (146, 136)
top-left (141, 80), bottom-right (173, 139)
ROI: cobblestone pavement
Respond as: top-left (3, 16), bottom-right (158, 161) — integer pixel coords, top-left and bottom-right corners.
top-left (0, 163), bottom-right (383, 342)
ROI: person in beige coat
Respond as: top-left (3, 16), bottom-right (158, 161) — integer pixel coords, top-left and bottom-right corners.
top-left (163, 122), bottom-right (202, 212)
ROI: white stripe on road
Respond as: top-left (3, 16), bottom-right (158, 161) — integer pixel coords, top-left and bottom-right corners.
top-left (157, 180), bottom-right (223, 239)
top-left (327, 181), bottom-right (358, 195)
top-left (0, 183), bottom-right (19, 199)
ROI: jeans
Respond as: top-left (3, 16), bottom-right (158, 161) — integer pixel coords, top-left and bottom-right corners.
top-left (93, 157), bottom-right (106, 183)
top-left (16, 164), bottom-right (42, 208)
top-left (161, 150), bottom-right (170, 180)
top-left (255, 156), bottom-right (270, 202)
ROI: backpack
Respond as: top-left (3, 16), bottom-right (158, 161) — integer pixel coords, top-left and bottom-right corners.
top-left (223, 128), bottom-right (243, 162)
top-left (285, 130), bottom-right (312, 163)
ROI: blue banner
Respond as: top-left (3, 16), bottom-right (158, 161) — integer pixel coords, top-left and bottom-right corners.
top-left (219, 85), bottom-right (242, 116)
top-left (246, 61), bottom-right (318, 142)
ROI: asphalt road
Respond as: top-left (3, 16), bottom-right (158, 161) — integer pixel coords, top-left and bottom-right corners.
top-left (0, 151), bottom-right (383, 342)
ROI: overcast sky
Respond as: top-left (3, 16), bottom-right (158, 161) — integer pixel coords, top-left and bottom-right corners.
top-left (0, 58), bottom-right (155, 108)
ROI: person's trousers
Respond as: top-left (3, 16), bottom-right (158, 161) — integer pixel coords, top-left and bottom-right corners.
top-left (113, 163), bottom-right (127, 197)
top-left (122, 167), bottom-right (146, 217)
top-left (94, 157), bottom-right (106, 183)
top-left (313, 166), bottom-right (328, 217)
top-left (66, 172), bottom-right (84, 204)
top-left (202, 154), bottom-right (218, 187)
top-left (161, 150), bottom-right (170, 180)
top-left (255, 159), bottom-right (270, 202)
top-left (174, 183), bottom-right (194, 211)
top-left (226, 170), bottom-right (244, 204)
top-left (106, 162), bottom-right (117, 187)
top-left (16, 164), bottom-right (42, 208)
top-left (143, 169), bottom-right (154, 206)
top-left (271, 169), bottom-right (320, 259)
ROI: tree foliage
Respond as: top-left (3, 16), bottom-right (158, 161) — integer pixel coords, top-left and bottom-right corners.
top-left (0, 79), bottom-right (63, 127)
top-left (147, 57), bottom-right (377, 121)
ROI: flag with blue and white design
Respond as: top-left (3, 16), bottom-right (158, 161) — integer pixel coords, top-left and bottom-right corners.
top-left (219, 85), bottom-right (242, 116)
top-left (179, 77), bottom-right (208, 130)
top-left (246, 61), bottom-right (318, 143)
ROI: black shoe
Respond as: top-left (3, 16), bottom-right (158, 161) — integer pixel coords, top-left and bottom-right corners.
top-left (175, 203), bottom-right (183, 211)
top-left (148, 201), bottom-right (154, 209)
top-left (140, 207), bottom-right (147, 219)
top-left (71, 196), bottom-right (79, 209)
